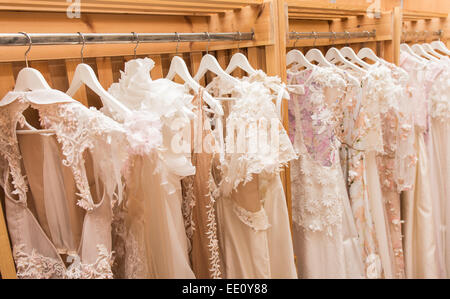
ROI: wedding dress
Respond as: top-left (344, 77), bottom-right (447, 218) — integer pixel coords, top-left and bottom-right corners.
top-left (0, 89), bottom-right (128, 278)
top-left (108, 58), bottom-right (196, 278)
top-left (399, 52), bottom-right (442, 278)
top-left (207, 73), bottom-right (297, 278)
top-left (287, 66), bottom-right (365, 278)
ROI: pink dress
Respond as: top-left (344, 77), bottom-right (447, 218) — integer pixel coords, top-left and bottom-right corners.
top-left (288, 67), bottom-right (365, 278)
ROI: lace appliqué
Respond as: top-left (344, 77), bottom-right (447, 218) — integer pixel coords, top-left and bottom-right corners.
top-left (232, 203), bottom-right (271, 232)
top-left (209, 77), bottom-right (297, 196)
top-left (206, 175), bottom-right (222, 279)
top-left (13, 244), bottom-right (114, 279)
top-left (0, 101), bottom-right (30, 203)
top-left (39, 103), bottom-right (126, 211)
top-left (181, 175), bottom-right (196, 247)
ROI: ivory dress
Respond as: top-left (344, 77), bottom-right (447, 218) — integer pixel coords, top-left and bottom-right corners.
top-left (375, 60), bottom-right (409, 278)
top-left (428, 57), bottom-right (450, 277)
top-left (425, 58), bottom-right (450, 278)
top-left (399, 52), bottom-right (442, 279)
top-left (336, 67), bottom-right (383, 278)
top-left (208, 74), bottom-right (298, 279)
top-left (287, 67), bottom-right (365, 278)
top-left (0, 89), bottom-right (128, 278)
top-left (108, 58), bottom-right (196, 278)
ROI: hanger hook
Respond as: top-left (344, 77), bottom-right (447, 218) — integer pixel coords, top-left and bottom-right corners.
top-left (175, 32), bottom-right (180, 55)
top-left (293, 31), bottom-right (299, 48)
top-left (205, 32), bottom-right (211, 55)
top-left (312, 31), bottom-right (318, 47)
top-left (18, 32), bottom-right (32, 68)
top-left (77, 32), bottom-right (85, 63)
top-left (331, 31), bottom-right (337, 47)
top-left (132, 32), bottom-right (140, 59)
top-left (236, 31), bottom-right (242, 53)
top-left (344, 30), bottom-right (350, 47)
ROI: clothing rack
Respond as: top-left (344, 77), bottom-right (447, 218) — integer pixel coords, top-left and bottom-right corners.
top-left (0, 32), bottom-right (255, 46)
top-left (288, 30), bottom-right (377, 41)
top-left (401, 30), bottom-right (444, 40)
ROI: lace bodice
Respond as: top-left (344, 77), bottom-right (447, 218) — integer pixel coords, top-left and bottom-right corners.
top-left (287, 67), bottom-right (346, 166)
top-left (354, 63), bottom-right (402, 153)
top-left (287, 67), bottom-right (349, 235)
top-left (207, 75), bottom-right (297, 197)
top-left (426, 60), bottom-right (450, 121)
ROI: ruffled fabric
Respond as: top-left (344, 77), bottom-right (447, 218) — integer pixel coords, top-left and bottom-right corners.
top-left (123, 110), bottom-right (163, 156)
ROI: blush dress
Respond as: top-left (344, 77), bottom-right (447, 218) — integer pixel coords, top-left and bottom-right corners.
top-left (287, 67), bottom-right (365, 278)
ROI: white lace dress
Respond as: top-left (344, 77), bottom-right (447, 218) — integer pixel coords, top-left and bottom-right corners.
top-left (107, 58), bottom-right (195, 278)
top-left (0, 89), bottom-right (128, 278)
top-left (207, 74), bottom-right (298, 278)
top-left (287, 67), bottom-right (365, 278)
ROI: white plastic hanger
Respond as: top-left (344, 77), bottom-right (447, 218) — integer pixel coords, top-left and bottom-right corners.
top-left (66, 33), bottom-right (131, 117)
top-left (166, 34), bottom-right (225, 153)
top-left (166, 34), bottom-right (223, 115)
top-left (225, 52), bottom-right (257, 75)
top-left (305, 49), bottom-right (333, 67)
top-left (340, 47), bottom-right (371, 69)
top-left (326, 47), bottom-right (367, 74)
top-left (411, 44), bottom-right (439, 61)
top-left (224, 32), bottom-right (256, 75)
top-left (0, 33), bottom-right (73, 135)
top-left (430, 40), bottom-right (450, 56)
top-left (194, 54), bottom-right (240, 85)
top-left (422, 43), bottom-right (445, 59)
top-left (13, 32), bottom-right (52, 92)
top-left (358, 47), bottom-right (381, 63)
top-left (286, 49), bottom-right (315, 69)
top-left (400, 43), bottom-right (427, 62)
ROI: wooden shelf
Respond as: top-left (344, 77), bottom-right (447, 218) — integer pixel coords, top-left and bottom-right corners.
top-left (0, 0), bottom-right (264, 16)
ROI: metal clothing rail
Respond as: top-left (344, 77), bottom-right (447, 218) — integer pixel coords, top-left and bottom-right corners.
top-left (0, 31), bottom-right (255, 46)
top-left (288, 29), bottom-right (376, 40)
top-left (401, 30), bottom-right (443, 39)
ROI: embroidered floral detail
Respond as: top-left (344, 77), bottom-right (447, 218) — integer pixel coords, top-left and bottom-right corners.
top-left (123, 231), bottom-right (149, 279)
top-left (181, 175), bottom-right (196, 247)
top-left (206, 174), bottom-right (222, 279)
top-left (232, 204), bottom-right (271, 232)
top-left (365, 253), bottom-right (382, 279)
top-left (288, 68), bottom-right (346, 235)
top-left (0, 101), bottom-right (30, 204)
top-left (208, 77), bottom-right (297, 197)
top-left (123, 110), bottom-right (163, 156)
top-left (39, 103), bottom-right (126, 210)
top-left (13, 244), bottom-right (66, 279)
top-left (13, 244), bottom-right (114, 279)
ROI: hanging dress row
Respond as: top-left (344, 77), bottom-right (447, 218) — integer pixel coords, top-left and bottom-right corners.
top-left (287, 42), bottom-right (450, 278)
top-left (0, 54), bottom-right (298, 279)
